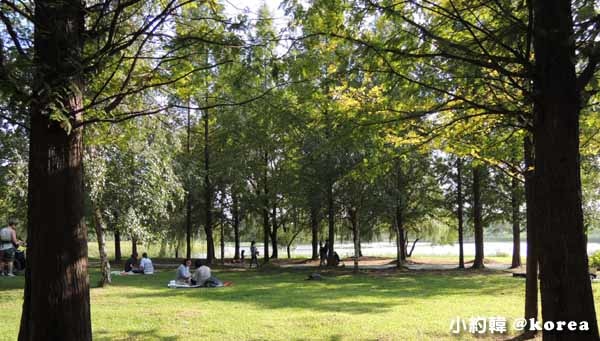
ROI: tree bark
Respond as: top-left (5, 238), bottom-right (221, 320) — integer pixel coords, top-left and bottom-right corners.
top-left (326, 178), bottom-right (335, 267)
top-left (204, 104), bottom-right (214, 264)
top-left (472, 165), bottom-right (485, 269)
top-left (511, 175), bottom-right (522, 268)
top-left (186, 102), bottom-right (192, 260)
top-left (523, 134), bottom-right (538, 336)
top-left (19, 1), bottom-right (91, 339)
top-left (270, 204), bottom-right (278, 259)
top-left (92, 205), bottom-right (111, 287)
top-left (262, 152), bottom-right (270, 263)
top-left (350, 208), bottom-right (360, 272)
top-left (114, 228), bottom-right (121, 262)
top-left (131, 237), bottom-right (137, 256)
top-left (220, 219), bottom-right (225, 265)
top-left (456, 158), bottom-right (465, 269)
top-left (532, 1), bottom-right (599, 338)
top-left (395, 205), bottom-right (406, 264)
top-left (310, 205), bottom-right (319, 260)
top-left (232, 191), bottom-right (240, 260)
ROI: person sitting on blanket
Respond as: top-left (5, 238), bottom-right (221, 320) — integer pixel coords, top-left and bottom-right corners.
top-left (139, 252), bottom-right (154, 274)
top-left (176, 259), bottom-right (192, 284)
top-left (124, 253), bottom-right (139, 273)
top-left (191, 260), bottom-right (223, 287)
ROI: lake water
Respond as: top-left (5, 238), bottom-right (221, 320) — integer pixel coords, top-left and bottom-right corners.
top-left (195, 241), bottom-right (600, 259)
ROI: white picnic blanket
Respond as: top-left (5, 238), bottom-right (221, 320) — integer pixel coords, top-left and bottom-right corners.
top-left (167, 280), bottom-right (201, 288)
top-left (111, 271), bottom-right (142, 276)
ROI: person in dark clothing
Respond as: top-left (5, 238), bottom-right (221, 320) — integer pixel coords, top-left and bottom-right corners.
top-left (124, 253), bottom-right (138, 272)
top-left (250, 241), bottom-right (260, 269)
top-left (319, 241), bottom-right (327, 267)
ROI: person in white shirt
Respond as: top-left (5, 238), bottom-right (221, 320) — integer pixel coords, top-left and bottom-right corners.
top-left (192, 260), bottom-right (223, 287)
top-left (176, 259), bottom-right (192, 284)
top-left (139, 253), bottom-right (154, 274)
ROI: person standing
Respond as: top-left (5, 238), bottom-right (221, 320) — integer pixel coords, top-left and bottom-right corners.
top-left (0, 220), bottom-right (23, 277)
top-left (250, 241), bottom-right (260, 269)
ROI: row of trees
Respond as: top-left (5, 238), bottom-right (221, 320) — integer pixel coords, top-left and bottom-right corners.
top-left (1, 0), bottom-right (600, 339)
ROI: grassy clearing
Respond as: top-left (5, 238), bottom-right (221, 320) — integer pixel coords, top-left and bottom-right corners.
top-left (0, 265), bottom-right (566, 341)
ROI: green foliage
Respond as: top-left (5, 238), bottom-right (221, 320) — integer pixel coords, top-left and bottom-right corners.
top-left (590, 251), bottom-right (600, 268)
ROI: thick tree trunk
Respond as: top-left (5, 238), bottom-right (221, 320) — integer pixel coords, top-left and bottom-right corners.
top-left (204, 106), bottom-right (215, 264)
top-left (533, 1), bottom-right (599, 338)
top-left (310, 206), bottom-right (319, 260)
top-left (114, 228), bottom-right (121, 262)
top-left (511, 176), bottom-right (522, 268)
top-left (270, 205), bottom-right (278, 259)
top-left (394, 159), bottom-right (406, 266)
top-left (232, 192), bottom-right (240, 260)
top-left (19, 1), bottom-right (91, 339)
top-left (523, 134), bottom-right (538, 335)
top-left (395, 224), bottom-right (402, 268)
top-left (472, 166), bottom-right (485, 269)
top-left (456, 158), bottom-right (465, 269)
top-left (396, 206), bottom-right (406, 263)
top-left (92, 205), bottom-right (111, 287)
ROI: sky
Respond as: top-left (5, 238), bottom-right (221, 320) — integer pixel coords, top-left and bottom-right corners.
top-left (222, 0), bottom-right (289, 31)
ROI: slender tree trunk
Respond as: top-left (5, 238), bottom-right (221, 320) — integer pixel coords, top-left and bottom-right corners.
top-left (456, 158), bottom-right (465, 269)
top-left (19, 1), bottom-right (91, 339)
top-left (232, 192), bottom-right (240, 260)
top-left (532, 1), bottom-right (598, 337)
top-left (472, 165), bottom-right (484, 269)
top-left (186, 102), bottom-right (192, 260)
top-left (92, 205), bottom-right (111, 287)
top-left (327, 178), bottom-right (335, 267)
top-left (287, 229), bottom-right (302, 259)
top-left (350, 208), bottom-right (360, 272)
top-left (270, 204), bottom-right (278, 259)
top-left (159, 239), bottom-right (167, 258)
top-left (310, 206), bottom-right (319, 260)
top-left (114, 228), bottom-right (121, 262)
top-left (407, 238), bottom-right (419, 257)
top-left (131, 237), bottom-right (137, 256)
top-left (204, 105), bottom-right (214, 264)
top-left (394, 159), bottom-right (406, 265)
top-left (511, 175), bottom-right (522, 268)
top-left (220, 220), bottom-right (225, 265)
top-left (262, 152), bottom-right (270, 263)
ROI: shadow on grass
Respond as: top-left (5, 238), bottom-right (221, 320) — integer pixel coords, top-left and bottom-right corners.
top-left (95, 328), bottom-right (178, 340)
top-left (98, 267), bottom-right (521, 315)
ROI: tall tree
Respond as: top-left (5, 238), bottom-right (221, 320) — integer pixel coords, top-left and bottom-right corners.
top-left (532, 0), bottom-right (599, 337)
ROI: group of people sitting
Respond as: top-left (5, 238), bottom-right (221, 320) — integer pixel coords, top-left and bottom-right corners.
top-left (122, 252), bottom-right (154, 274)
top-left (175, 259), bottom-right (225, 287)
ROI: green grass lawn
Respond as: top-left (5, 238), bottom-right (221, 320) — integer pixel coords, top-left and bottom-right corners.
top-left (0, 266), bottom-right (582, 340)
